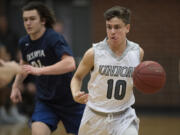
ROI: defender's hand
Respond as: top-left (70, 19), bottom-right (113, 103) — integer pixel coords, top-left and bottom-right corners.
top-left (23, 65), bottom-right (41, 76)
top-left (10, 87), bottom-right (22, 104)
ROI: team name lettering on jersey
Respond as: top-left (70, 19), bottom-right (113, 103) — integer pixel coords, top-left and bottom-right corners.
top-left (26, 50), bottom-right (45, 61)
top-left (99, 65), bottom-right (135, 77)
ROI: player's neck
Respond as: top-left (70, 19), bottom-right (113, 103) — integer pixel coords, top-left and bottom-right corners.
top-left (107, 39), bottom-right (127, 56)
top-left (30, 27), bottom-right (46, 41)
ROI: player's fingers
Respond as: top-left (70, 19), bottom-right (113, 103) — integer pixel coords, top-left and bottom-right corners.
top-left (78, 93), bottom-right (88, 100)
top-left (14, 97), bottom-right (22, 103)
top-left (81, 96), bottom-right (88, 104)
top-left (23, 65), bottom-right (34, 73)
top-left (11, 97), bottom-right (18, 104)
top-left (84, 98), bottom-right (88, 103)
top-left (10, 95), bottom-right (17, 103)
top-left (22, 65), bottom-right (29, 70)
top-left (22, 65), bottom-right (32, 70)
top-left (76, 91), bottom-right (85, 97)
top-left (22, 67), bottom-right (31, 73)
top-left (10, 93), bottom-right (15, 101)
top-left (10, 93), bottom-right (22, 104)
top-left (77, 93), bottom-right (88, 104)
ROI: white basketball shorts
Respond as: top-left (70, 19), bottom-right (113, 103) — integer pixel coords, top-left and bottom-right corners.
top-left (78, 106), bottom-right (139, 135)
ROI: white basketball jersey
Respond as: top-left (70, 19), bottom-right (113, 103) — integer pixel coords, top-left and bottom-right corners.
top-left (87, 39), bottom-right (140, 113)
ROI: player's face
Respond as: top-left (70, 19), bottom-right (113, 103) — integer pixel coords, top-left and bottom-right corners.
top-left (23, 9), bottom-right (45, 36)
top-left (106, 17), bottom-right (130, 45)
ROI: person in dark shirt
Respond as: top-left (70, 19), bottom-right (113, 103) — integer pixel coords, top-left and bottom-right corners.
top-left (10, 2), bottom-right (84, 135)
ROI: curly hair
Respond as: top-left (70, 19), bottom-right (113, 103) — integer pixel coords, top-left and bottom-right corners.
top-left (22, 1), bottom-right (56, 28)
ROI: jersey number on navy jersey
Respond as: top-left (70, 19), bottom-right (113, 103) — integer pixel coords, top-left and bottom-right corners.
top-left (31, 59), bottom-right (43, 67)
top-left (107, 79), bottom-right (126, 100)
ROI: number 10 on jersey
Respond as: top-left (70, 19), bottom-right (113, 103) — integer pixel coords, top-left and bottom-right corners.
top-left (107, 79), bottom-right (126, 100)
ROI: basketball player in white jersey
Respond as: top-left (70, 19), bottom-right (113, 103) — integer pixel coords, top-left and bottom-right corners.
top-left (71, 6), bottom-right (144, 135)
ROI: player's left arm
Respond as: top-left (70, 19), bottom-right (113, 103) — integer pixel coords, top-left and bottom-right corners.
top-left (23, 53), bottom-right (76, 76)
top-left (140, 47), bottom-right (144, 61)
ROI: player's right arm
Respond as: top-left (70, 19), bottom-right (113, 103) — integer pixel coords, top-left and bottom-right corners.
top-left (71, 48), bottom-right (94, 104)
top-left (10, 59), bottom-right (28, 104)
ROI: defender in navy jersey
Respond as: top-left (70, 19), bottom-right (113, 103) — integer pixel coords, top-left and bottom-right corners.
top-left (10, 2), bottom-right (84, 135)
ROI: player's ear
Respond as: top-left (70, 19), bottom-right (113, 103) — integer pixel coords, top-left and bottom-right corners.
top-left (125, 24), bottom-right (130, 33)
top-left (41, 18), bottom-right (46, 25)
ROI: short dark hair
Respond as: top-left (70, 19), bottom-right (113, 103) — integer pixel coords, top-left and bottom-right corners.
top-left (104, 6), bottom-right (131, 24)
top-left (22, 1), bottom-right (56, 28)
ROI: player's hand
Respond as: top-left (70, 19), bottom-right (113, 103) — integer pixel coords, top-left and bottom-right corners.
top-left (10, 87), bottom-right (22, 104)
top-left (73, 91), bottom-right (88, 104)
top-left (23, 65), bottom-right (41, 76)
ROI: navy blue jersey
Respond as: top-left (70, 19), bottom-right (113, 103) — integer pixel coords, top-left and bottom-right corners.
top-left (19, 28), bottom-right (76, 106)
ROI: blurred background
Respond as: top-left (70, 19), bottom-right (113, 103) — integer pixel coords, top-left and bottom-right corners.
top-left (0, 0), bottom-right (180, 135)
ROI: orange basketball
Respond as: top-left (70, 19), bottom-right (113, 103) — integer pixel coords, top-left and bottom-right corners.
top-left (133, 61), bottom-right (166, 94)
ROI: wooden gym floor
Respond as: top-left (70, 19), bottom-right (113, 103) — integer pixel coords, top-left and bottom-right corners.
top-left (0, 113), bottom-right (180, 135)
